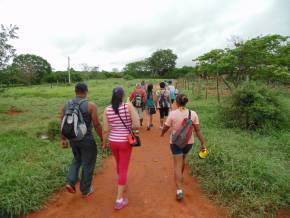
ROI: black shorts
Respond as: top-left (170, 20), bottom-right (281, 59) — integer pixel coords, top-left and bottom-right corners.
top-left (159, 107), bottom-right (169, 119)
top-left (171, 99), bottom-right (175, 104)
top-left (170, 144), bottom-right (193, 155)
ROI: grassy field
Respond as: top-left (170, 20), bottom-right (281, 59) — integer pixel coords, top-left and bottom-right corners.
top-left (0, 79), bottom-right (147, 217)
top-left (184, 86), bottom-right (290, 217)
top-left (0, 79), bottom-right (289, 217)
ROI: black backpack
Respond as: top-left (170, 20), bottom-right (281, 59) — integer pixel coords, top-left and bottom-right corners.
top-left (61, 99), bottom-right (87, 141)
top-left (159, 91), bottom-right (168, 109)
top-left (133, 93), bottom-right (144, 108)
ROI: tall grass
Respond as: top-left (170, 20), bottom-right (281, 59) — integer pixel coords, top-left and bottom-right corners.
top-left (185, 89), bottom-right (290, 217)
top-left (0, 79), bottom-right (142, 217)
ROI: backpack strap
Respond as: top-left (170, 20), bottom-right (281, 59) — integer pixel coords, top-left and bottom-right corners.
top-left (117, 104), bottom-right (133, 134)
top-left (188, 110), bottom-right (191, 119)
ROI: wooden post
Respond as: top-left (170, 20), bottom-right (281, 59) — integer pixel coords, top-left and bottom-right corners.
top-left (216, 73), bottom-right (220, 103)
top-left (205, 77), bottom-right (209, 100)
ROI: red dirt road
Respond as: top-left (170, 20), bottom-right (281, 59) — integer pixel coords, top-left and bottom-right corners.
top-left (29, 113), bottom-right (228, 218)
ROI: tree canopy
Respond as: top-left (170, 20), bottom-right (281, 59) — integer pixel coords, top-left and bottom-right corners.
top-left (194, 34), bottom-right (290, 87)
top-left (12, 54), bottom-right (52, 85)
top-left (0, 25), bottom-right (19, 69)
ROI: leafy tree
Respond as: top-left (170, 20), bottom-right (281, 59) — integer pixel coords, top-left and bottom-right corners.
top-left (12, 54), bottom-right (52, 85)
top-left (194, 34), bottom-right (290, 88)
top-left (147, 49), bottom-right (177, 76)
top-left (123, 60), bottom-right (150, 77)
top-left (0, 25), bottom-right (19, 69)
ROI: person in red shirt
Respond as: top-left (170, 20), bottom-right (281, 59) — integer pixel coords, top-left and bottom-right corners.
top-left (129, 84), bottom-right (146, 126)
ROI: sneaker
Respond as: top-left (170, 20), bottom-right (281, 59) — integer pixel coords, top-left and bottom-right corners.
top-left (176, 191), bottom-right (183, 201)
top-left (150, 124), bottom-right (154, 127)
top-left (147, 126), bottom-right (150, 131)
top-left (82, 186), bottom-right (94, 197)
top-left (65, 184), bottom-right (76, 194)
top-left (114, 198), bottom-right (128, 210)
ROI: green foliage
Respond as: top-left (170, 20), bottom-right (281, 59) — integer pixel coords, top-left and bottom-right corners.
top-left (123, 60), bottom-right (150, 77)
top-left (122, 49), bottom-right (178, 77)
top-left (123, 74), bottom-right (134, 80)
top-left (181, 89), bottom-right (290, 218)
top-left (194, 34), bottom-right (290, 88)
top-left (147, 49), bottom-right (178, 76)
top-left (0, 79), bottom-right (137, 217)
top-left (219, 82), bottom-right (290, 131)
top-left (12, 54), bottom-right (52, 85)
top-left (0, 24), bottom-right (19, 69)
top-left (167, 66), bottom-right (197, 78)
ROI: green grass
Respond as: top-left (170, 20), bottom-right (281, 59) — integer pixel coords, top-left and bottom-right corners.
top-left (0, 78), bottom-right (147, 217)
top-left (184, 88), bottom-right (290, 218)
top-left (1, 79), bottom-right (289, 217)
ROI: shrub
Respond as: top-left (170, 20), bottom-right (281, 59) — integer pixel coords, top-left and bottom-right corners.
top-left (220, 82), bottom-right (290, 131)
top-left (123, 74), bottom-right (134, 80)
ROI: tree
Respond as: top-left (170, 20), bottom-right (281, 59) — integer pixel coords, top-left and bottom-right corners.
top-left (12, 54), bottom-right (52, 85)
top-left (123, 60), bottom-right (150, 77)
top-left (194, 34), bottom-right (290, 88)
top-left (147, 49), bottom-right (177, 76)
top-left (0, 24), bottom-right (19, 69)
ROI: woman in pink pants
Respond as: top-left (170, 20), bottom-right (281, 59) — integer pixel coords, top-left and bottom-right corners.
top-left (102, 87), bottom-right (140, 210)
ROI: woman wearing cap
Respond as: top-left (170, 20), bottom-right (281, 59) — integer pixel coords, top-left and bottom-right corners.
top-left (161, 94), bottom-right (207, 201)
top-left (102, 87), bottom-right (140, 210)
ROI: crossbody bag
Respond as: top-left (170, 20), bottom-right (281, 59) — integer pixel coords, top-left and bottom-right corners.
top-left (117, 104), bottom-right (141, 147)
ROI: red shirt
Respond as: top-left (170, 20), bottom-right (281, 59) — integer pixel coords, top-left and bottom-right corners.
top-left (130, 88), bottom-right (146, 104)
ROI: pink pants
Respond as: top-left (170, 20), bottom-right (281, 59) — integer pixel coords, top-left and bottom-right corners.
top-left (110, 141), bottom-right (132, 185)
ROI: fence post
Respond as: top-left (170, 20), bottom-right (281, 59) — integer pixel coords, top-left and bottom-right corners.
top-left (216, 73), bottom-right (220, 103)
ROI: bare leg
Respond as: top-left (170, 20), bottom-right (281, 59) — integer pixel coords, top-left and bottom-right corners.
top-left (160, 118), bottom-right (164, 128)
top-left (147, 111), bottom-right (150, 128)
top-left (173, 155), bottom-right (184, 190)
top-left (117, 185), bottom-right (126, 200)
top-left (150, 114), bottom-right (153, 126)
top-left (182, 155), bottom-right (186, 174)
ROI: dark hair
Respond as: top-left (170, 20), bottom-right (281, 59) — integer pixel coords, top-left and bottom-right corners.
top-left (75, 82), bottom-right (88, 93)
top-left (160, 82), bottom-right (165, 88)
top-left (176, 94), bottom-right (189, 106)
top-left (168, 80), bottom-right (172, 85)
top-left (147, 84), bottom-right (153, 99)
top-left (111, 87), bottom-right (124, 114)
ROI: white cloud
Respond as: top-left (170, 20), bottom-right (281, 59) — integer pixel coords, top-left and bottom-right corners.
top-left (0, 0), bottom-right (289, 71)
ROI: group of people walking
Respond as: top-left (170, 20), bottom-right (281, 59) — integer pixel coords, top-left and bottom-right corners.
top-left (60, 81), bottom-right (207, 210)
top-left (129, 80), bottom-right (178, 130)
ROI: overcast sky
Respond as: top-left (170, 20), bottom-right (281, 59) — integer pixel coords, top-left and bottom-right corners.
top-left (1, 0), bottom-right (289, 71)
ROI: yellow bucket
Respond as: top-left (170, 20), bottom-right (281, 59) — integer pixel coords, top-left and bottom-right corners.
top-left (198, 149), bottom-right (209, 159)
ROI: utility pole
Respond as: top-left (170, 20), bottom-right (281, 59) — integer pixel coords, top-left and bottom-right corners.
top-left (68, 56), bottom-right (71, 84)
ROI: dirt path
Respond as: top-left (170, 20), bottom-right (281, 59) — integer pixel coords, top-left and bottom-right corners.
top-left (29, 111), bottom-right (228, 218)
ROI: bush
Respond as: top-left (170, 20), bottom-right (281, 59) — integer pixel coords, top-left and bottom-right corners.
top-left (220, 82), bottom-right (290, 131)
top-left (123, 74), bottom-right (134, 80)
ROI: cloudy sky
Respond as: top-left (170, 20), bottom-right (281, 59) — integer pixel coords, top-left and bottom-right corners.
top-left (0, 0), bottom-right (289, 71)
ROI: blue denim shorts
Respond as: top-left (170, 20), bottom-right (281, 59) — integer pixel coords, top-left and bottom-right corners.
top-left (170, 144), bottom-right (193, 155)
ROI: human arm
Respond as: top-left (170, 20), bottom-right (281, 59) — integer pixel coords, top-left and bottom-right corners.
top-left (60, 105), bottom-right (69, 148)
top-left (88, 102), bottom-right (103, 141)
top-left (129, 92), bottom-right (135, 101)
top-left (161, 113), bottom-right (172, 136)
top-left (160, 125), bottom-right (170, 137)
top-left (193, 124), bottom-right (206, 151)
top-left (102, 108), bottom-right (110, 149)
